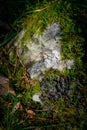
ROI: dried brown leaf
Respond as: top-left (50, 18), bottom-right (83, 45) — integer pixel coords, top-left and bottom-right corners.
top-left (26, 109), bottom-right (35, 118)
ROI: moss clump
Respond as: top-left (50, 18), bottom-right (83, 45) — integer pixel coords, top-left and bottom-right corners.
top-left (21, 79), bottom-right (41, 106)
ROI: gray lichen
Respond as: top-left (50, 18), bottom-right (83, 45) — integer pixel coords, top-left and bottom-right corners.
top-left (38, 75), bottom-right (83, 110)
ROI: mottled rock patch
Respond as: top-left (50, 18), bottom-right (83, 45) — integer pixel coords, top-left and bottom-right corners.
top-left (39, 76), bottom-right (83, 110)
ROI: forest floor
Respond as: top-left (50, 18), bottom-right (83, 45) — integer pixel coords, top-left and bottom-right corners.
top-left (0, 0), bottom-right (87, 130)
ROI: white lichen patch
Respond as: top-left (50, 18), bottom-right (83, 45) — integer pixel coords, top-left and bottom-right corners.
top-left (32, 94), bottom-right (43, 104)
top-left (27, 23), bottom-right (74, 78)
top-left (9, 23), bottom-right (74, 79)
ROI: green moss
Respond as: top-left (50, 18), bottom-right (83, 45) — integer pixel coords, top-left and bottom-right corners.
top-left (21, 79), bottom-right (41, 106)
top-left (0, 0), bottom-right (87, 129)
top-left (31, 80), bottom-right (41, 94)
top-left (9, 52), bottom-right (17, 65)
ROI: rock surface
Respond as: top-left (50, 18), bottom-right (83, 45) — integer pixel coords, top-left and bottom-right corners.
top-left (39, 75), bottom-right (83, 110)
top-left (27, 23), bottom-right (74, 79)
top-left (10, 23), bottom-right (74, 79)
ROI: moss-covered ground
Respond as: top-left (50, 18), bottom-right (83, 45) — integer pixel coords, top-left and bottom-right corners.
top-left (0, 0), bottom-right (87, 129)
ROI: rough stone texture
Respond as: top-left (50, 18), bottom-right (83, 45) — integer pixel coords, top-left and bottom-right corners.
top-left (27, 23), bottom-right (74, 78)
top-left (10, 23), bottom-right (74, 79)
top-left (39, 76), bottom-right (83, 110)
